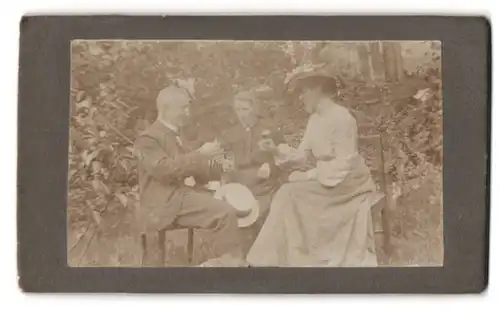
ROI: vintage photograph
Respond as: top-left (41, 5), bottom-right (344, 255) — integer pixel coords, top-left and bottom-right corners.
top-left (68, 40), bottom-right (443, 268)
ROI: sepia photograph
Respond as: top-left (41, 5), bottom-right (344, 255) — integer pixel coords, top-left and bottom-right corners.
top-left (68, 40), bottom-right (443, 268)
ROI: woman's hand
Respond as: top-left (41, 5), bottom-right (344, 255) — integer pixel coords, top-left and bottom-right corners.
top-left (288, 170), bottom-right (309, 182)
top-left (258, 138), bottom-right (277, 153)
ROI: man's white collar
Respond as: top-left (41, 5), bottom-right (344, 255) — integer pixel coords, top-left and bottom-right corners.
top-left (159, 119), bottom-right (179, 134)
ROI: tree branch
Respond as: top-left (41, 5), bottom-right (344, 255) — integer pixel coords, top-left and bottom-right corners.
top-left (96, 111), bottom-right (134, 145)
top-left (68, 221), bottom-right (92, 253)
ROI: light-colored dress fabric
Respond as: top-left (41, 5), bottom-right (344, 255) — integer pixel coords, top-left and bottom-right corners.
top-left (246, 103), bottom-right (380, 267)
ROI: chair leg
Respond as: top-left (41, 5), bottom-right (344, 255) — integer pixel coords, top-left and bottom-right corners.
top-left (158, 229), bottom-right (166, 267)
top-left (378, 135), bottom-right (393, 255)
top-left (381, 207), bottom-right (392, 255)
top-left (372, 200), bottom-right (388, 265)
top-left (187, 228), bottom-right (194, 264)
top-left (140, 233), bottom-right (147, 267)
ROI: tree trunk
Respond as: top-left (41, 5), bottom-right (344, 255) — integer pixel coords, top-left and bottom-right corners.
top-left (382, 42), bottom-right (404, 83)
top-left (369, 41), bottom-right (385, 82)
top-left (357, 43), bottom-right (372, 82)
top-left (393, 42), bottom-right (405, 81)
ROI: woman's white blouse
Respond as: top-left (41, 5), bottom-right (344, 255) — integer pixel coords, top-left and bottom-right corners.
top-left (276, 103), bottom-right (360, 187)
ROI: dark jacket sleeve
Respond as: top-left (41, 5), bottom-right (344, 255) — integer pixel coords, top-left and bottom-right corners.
top-left (248, 126), bottom-right (287, 166)
top-left (134, 134), bottom-right (210, 183)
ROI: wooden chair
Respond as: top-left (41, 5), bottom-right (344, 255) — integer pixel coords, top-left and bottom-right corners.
top-left (140, 227), bottom-right (195, 267)
top-left (358, 129), bottom-right (394, 260)
top-left (139, 186), bottom-right (223, 267)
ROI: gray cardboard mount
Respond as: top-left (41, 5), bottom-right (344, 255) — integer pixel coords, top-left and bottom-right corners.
top-left (17, 15), bottom-right (490, 294)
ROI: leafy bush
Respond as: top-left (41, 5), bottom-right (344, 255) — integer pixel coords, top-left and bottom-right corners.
top-left (69, 41), bottom-right (298, 227)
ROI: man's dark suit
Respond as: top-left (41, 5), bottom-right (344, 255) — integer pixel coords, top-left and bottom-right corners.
top-left (134, 120), bottom-right (241, 266)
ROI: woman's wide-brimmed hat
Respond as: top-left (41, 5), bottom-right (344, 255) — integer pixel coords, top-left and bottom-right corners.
top-left (283, 63), bottom-right (344, 95)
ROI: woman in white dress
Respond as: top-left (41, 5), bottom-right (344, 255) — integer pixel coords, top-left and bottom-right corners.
top-left (246, 76), bottom-right (381, 267)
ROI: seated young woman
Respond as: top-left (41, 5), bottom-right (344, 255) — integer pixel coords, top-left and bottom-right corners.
top-left (246, 76), bottom-right (382, 267)
top-left (218, 90), bottom-right (288, 251)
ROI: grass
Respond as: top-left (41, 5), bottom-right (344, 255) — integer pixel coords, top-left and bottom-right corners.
top-left (69, 198), bottom-right (443, 268)
top-left (68, 165), bottom-right (443, 267)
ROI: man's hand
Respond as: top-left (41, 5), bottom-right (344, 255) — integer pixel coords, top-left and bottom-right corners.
top-left (257, 163), bottom-right (271, 179)
top-left (198, 140), bottom-right (223, 157)
top-left (184, 176), bottom-right (196, 187)
top-left (220, 158), bottom-right (236, 172)
top-left (288, 171), bottom-right (309, 182)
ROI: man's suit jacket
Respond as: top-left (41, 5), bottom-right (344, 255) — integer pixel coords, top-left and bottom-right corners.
top-left (134, 120), bottom-right (214, 233)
